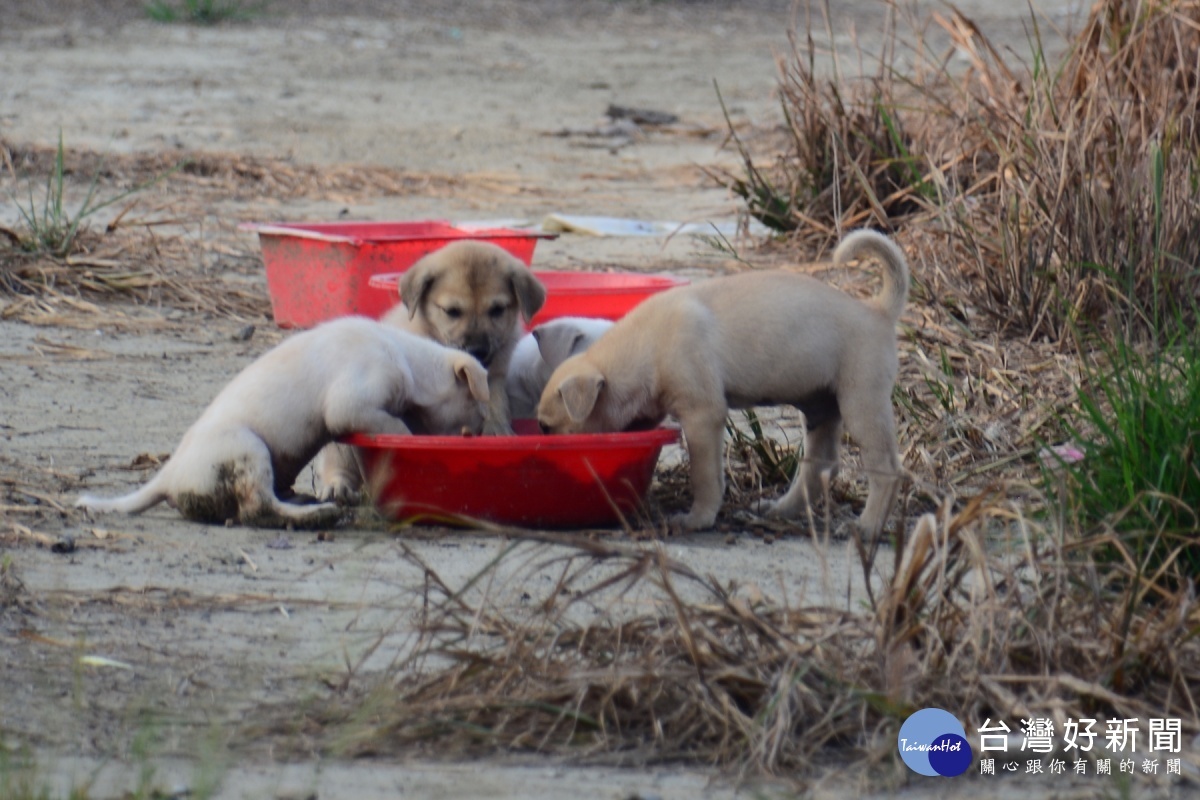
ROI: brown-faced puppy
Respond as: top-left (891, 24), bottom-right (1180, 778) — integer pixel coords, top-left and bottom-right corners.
top-left (387, 239), bottom-right (546, 434)
top-left (537, 229), bottom-right (908, 538)
top-left (77, 317), bottom-right (490, 529)
top-left (314, 240), bottom-right (546, 503)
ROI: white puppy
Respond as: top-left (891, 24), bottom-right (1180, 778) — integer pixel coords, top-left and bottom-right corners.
top-left (536, 229), bottom-right (909, 537)
top-left (77, 317), bottom-right (490, 529)
top-left (506, 317), bottom-right (614, 419)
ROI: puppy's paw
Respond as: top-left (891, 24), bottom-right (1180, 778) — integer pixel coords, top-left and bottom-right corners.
top-left (318, 481), bottom-right (361, 506)
top-left (758, 498), bottom-right (785, 519)
top-left (759, 497), bottom-right (809, 520)
top-left (669, 508), bottom-right (718, 532)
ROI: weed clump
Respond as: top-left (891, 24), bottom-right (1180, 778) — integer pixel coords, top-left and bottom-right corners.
top-left (145, 0), bottom-right (262, 25)
top-left (3, 132), bottom-right (175, 259)
top-left (1049, 322), bottom-right (1200, 582)
top-left (721, 0), bottom-right (1200, 341)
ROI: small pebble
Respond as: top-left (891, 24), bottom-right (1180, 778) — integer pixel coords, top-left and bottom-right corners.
top-left (232, 324), bottom-right (256, 342)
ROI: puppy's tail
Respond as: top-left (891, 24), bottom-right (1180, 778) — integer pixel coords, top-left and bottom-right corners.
top-left (76, 473), bottom-right (169, 516)
top-left (834, 229), bottom-right (910, 323)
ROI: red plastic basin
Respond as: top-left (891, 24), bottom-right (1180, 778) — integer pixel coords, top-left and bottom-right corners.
top-left (241, 220), bottom-right (555, 328)
top-left (368, 269), bottom-right (688, 326)
top-left (342, 420), bottom-right (679, 529)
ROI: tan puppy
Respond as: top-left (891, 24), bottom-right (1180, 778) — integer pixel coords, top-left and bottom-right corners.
top-left (315, 240), bottom-right (545, 501)
top-left (77, 317), bottom-right (490, 529)
top-left (537, 229), bottom-right (909, 537)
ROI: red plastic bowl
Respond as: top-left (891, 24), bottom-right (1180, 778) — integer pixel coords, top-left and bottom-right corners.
top-left (240, 220), bottom-right (556, 328)
top-left (342, 420), bottom-right (679, 529)
top-left (368, 269), bottom-right (688, 326)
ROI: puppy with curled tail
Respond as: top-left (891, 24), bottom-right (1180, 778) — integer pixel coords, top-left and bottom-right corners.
top-left (536, 228), bottom-right (909, 538)
top-left (77, 316), bottom-right (489, 528)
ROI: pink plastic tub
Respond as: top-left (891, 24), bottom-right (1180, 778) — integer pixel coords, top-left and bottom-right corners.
top-left (343, 420), bottom-right (679, 529)
top-left (368, 269), bottom-right (688, 326)
top-left (241, 220), bottom-right (555, 328)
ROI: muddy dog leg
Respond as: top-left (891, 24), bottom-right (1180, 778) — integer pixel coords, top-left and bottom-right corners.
top-left (171, 431), bottom-right (342, 529)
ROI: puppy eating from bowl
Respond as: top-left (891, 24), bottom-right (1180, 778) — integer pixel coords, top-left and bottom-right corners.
top-left (76, 316), bottom-right (490, 529)
top-left (386, 239), bottom-right (546, 434)
top-left (506, 316), bottom-right (614, 419)
top-left (315, 239), bottom-right (546, 502)
top-left (536, 229), bottom-right (909, 538)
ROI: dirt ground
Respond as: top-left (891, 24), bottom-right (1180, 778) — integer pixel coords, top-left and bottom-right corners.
top-left (1, 1), bottom-right (1158, 798)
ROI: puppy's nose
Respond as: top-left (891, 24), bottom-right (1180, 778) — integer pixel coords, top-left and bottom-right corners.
top-left (464, 340), bottom-right (492, 366)
top-left (538, 420), bottom-right (551, 434)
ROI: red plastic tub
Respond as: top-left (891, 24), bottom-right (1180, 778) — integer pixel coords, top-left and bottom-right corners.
top-left (368, 270), bottom-right (688, 326)
top-left (343, 420), bottom-right (679, 529)
top-left (241, 220), bottom-right (555, 328)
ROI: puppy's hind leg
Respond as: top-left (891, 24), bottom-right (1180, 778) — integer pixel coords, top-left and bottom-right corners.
top-left (232, 436), bottom-right (342, 529)
top-left (766, 418), bottom-right (842, 520)
top-left (314, 443), bottom-right (366, 504)
top-left (253, 493), bottom-right (344, 530)
top-left (840, 394), bottom-right (903, 541)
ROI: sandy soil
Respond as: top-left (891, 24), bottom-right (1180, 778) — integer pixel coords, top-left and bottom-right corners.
top-left (2, 1), bottom-right (1157, 798)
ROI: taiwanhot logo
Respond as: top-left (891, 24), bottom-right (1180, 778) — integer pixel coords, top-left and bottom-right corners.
top-left (897, 708), bottom-right (973, 777)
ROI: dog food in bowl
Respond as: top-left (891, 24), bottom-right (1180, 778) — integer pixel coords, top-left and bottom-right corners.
top-left (368, 269), bottom-right (689, 326)
top-left (342, 420), bottom-right (679, 529)
top-left (240, 220), bottom-right (556, 328)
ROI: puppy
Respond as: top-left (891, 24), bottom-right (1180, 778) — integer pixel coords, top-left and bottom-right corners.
top-left (386, 239), bottom-right (546, 434)
top-left (77, 317), bottom-right (490, 528)
top-left (506, 317), bottom-right (614, 419)
top-left (315, 240), bottom-right (545, 502)
top-left (537, 229), bottom-right (909, 538)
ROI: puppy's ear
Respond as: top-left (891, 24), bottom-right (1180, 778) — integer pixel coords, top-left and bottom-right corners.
top-left (559, 372), bottom-right (604, 423)
top-left (452, 355), bottom-right (491, 404)
top-left (508, 267), bottom-right (547, 324)
top-left (533, 323), bottom-right (586, 370)
top-left (399, 259), bottom-right (439, 320)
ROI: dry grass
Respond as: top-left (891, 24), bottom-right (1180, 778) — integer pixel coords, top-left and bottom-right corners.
top-left (932, 0), bottom-right (1200, 341)
top-left (258, 502), bottom-right (1198, 778)
top-left (707, 2), bottom-right (932, 250)
top-left (719, 0), bottom-right (1200, 341)
top-left (1, 140), bottom-right (487, 206)
top-left (1, 139), bottom-right (519, 324)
